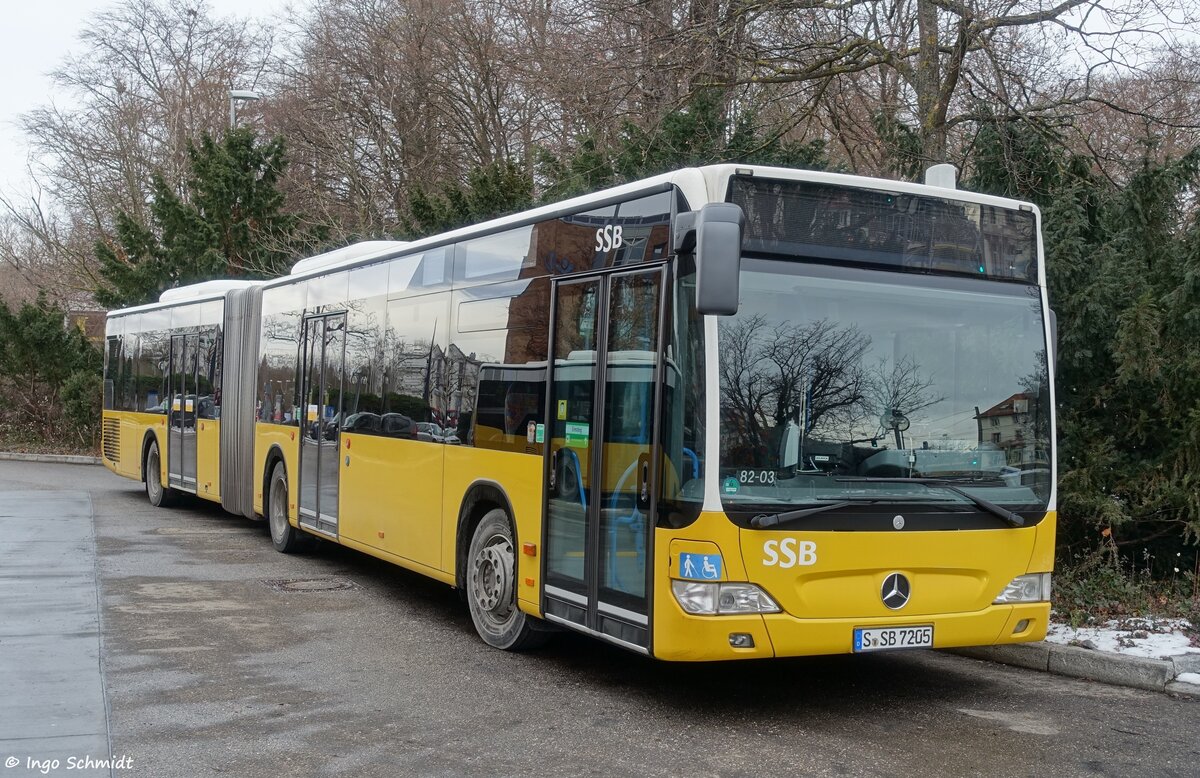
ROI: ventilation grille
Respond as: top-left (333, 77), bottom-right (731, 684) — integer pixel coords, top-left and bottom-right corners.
top-left (102, 418), bottom-right (120, 463)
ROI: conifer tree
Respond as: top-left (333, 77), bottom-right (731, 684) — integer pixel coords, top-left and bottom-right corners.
top-left (403, 160), bottom-right (533, 238)
top-left (970, 121), bottom-right (1200, 561)
top-left (94, 128), bottom-right (324, 307)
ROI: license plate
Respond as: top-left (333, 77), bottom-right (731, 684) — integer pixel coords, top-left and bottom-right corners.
top-left (853, 625), bottom-right (934, 652)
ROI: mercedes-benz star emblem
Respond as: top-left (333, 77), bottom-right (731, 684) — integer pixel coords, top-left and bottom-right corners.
top-left (881, 572), bottom-right (911, 610)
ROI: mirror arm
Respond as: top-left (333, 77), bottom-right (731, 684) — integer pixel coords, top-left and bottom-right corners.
top-left (674, 212), bottom-right (697, 255)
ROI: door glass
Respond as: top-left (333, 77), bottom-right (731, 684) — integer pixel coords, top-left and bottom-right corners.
top-left (544, 279), bottom-right (601, 600)
top-left (168, 335), bottom-right (184, 480)
top-left (299, 319), bottom-right (322, 522)
top-left (181, 334), bottom-right (199, 484)
top-left (320, 316), bottom-right (346, 524)
top-left (598, 272), bottom-right (660, 610)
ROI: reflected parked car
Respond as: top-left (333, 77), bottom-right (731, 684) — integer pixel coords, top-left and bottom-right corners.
top-left (380, 413), bottom-right (418, 439)
top-left (342, 412), bottom-right (382, 433)
top-left (416, 422), bottom-right (445, 443)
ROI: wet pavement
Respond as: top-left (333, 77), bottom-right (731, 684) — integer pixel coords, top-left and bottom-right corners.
top-left (0, 489), bottom-right (109, 775)
top-left (1, 460), bottom-right (1198, 777)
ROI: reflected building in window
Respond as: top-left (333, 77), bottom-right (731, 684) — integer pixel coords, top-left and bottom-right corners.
top-left (975, 393), bottom-right (1041, 465)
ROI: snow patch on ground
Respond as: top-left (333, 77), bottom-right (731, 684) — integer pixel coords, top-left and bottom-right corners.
top-left (1046, 617), bottom-right (1198, 660)
top-left (1176, 672), bottom-right (1200, 686)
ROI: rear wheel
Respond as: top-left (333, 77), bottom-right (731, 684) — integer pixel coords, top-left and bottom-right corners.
top-left (267, 461), bottom-right (312, 553)
top-left (144, 439), bottom-right (178, 508)
top-left (466, 508), bottom-right (550, 650)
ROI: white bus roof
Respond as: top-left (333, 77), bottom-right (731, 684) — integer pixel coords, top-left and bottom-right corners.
top-left (108, 279), bottom-right (264, 318)
top-left (289, 240), bottom-right (410, 276)
top-left (264, 164), bottom-right (1036, 288)
top-left (109, 163), bottom-right (1040, 309)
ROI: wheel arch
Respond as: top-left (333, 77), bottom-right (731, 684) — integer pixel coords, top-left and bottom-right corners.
top-left (140, 428), bottom-right (161, 483)
top-left (455, 480), bottom-right (518, 591)
top-left (261, 444), bottom-right (288, 517)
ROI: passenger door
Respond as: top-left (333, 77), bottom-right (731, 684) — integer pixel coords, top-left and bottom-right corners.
top-left (542, 267), bottom-right (665, 651)
top-left (167, 332), bottom-right (199, 491)
top-left (298, 313), bottom-right (347, 536)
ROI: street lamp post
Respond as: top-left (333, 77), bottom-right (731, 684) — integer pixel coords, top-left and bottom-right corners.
top-left (229, 89), bottom-right (260, 129)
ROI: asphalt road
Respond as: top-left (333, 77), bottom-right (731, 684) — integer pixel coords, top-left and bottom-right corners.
top-left (1, 460), bottom-right (1197, 778)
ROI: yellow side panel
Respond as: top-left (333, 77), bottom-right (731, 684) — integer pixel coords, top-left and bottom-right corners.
top-left (1029, 510), bottom-right (1057, 572)
top-left (653, 512), bottom-right (766, 661)
top-left (340, 536), bottom-right (455, 587)
top-left (103, 411), bottom-right (166, 482)
top-left (195, 419), bottom-right (221, 502)
top-left (339, 434), bottom-right (443, 569)
top-left (253, 423), bottom-right (299, 521)
top-left (441, 446), bottom-right (543, 612)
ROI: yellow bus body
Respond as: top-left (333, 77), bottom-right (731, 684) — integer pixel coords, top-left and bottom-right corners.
top-left (106, 406), bottom-right (1053, 661)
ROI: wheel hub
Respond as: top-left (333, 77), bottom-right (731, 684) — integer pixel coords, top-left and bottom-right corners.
top-left (472, 539), bottom-right (514, 616)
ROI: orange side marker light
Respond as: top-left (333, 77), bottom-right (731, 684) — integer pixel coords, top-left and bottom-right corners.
top-left (522, 543), bottom-right (537, 556)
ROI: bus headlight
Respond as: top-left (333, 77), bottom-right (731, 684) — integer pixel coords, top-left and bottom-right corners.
top-left (993, 572), bottom-right (1052, 604)
top-left (671, 581), bottom-right (781, 615)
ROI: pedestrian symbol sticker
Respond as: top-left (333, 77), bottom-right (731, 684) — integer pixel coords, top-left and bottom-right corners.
top-left (678, 552), bottom-right (722, 580)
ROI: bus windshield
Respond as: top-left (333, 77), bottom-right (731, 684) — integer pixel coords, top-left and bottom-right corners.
top-left (716, 259), bottom-right (1051, 517)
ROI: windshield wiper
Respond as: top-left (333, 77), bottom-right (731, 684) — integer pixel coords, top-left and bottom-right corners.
top-left (751, 500), bottom-right (867, 529)
top-left (834, 477), bottom-right (1025, 528)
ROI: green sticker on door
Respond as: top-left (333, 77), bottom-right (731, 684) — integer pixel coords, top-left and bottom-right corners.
top-left (564, 422), bottom-right (589, 448)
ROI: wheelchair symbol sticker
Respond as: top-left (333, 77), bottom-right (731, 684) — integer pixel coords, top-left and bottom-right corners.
top-left (679, 552), bottom-right (722, 580)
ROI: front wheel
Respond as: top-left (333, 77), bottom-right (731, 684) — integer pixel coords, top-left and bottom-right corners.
top-left (466, 508), bottom-right (550, 650)
top-left (267, 461), bottom-right (312, 553)
top-left (144, 439), bottom-right (178, 508)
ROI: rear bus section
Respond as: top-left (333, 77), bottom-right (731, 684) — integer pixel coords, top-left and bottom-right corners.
top-left (101, 282), bottom-right (263, 510)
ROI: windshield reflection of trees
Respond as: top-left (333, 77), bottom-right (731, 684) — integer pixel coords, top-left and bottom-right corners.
top-left (718, 314), bottom-right (1042, 482)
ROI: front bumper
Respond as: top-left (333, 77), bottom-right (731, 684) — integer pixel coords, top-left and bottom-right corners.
top-left (651, 601), bottom-right (1049, 661)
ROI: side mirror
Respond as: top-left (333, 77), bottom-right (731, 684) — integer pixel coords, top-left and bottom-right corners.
top-left (675, 202), bottom-right (745, 315)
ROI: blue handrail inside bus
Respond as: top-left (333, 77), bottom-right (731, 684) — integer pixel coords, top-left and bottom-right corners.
top-left (682, 447), bottom-right (699, 479)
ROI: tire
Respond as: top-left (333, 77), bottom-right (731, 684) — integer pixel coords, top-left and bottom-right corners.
top-left (144, 439), bottom-right (179, 508)
top-left (466, 508), bottom-right (550, 650)
top-left (266, 461), bottom-right (313, 553)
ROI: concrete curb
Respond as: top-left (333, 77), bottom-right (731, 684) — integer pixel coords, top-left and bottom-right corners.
top-left (950, 642), bottom-right (1200, 698)
top-left (0, 451), bottom-right (101, 465)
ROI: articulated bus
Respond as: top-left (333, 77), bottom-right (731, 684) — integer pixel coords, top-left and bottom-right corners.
top-left (101, 164), bottom-right (1056, 660)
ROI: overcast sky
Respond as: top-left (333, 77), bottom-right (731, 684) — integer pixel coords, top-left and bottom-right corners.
top-left (0, 0), bottom-right (289, 201)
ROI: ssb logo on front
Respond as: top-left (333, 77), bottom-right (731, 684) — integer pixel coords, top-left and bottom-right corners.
top-left (762, 538), bottom-right (817, 568)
